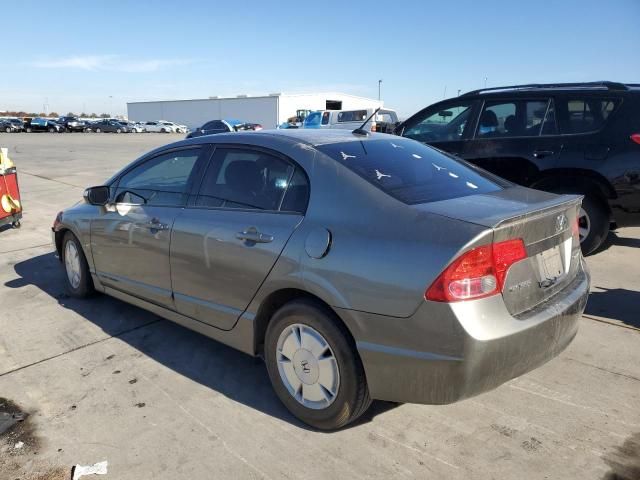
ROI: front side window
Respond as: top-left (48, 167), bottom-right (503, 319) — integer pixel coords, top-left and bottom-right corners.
top-left (561, 98), bottom-right (620, 134)
top-left (196, 149), bottom-right (300, 211)
top-left (115, 148), bottom-right (201, 206)
top-left (403, 102), bottom-right (473, 143)
top-left (303, 112), bottom-right (322, 128)
top-left (316, 138), bottom-right (503, 205)
top-left (321, 112), bottom-right (330, 125)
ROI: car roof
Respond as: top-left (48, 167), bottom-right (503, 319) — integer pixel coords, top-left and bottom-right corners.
top-left (185, 128), bottom-right (390, 147)
top-left (460, 81), bottom-right (638, 98)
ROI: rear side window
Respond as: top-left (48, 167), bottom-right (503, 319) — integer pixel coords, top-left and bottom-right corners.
top-left (337, 110), bottom-right (367, 123)
top-left (196, 148), bottom-right (303, 211)
top-left (561, 98), bottom-right (620, 134)
top-left (203, 120), bottom-right (226, 131)
top-left (316, 138), bottom-right (503, 204)
top-left (476, 100), bottom-right (553, 138)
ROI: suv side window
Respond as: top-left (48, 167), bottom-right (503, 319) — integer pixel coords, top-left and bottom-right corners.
top-left (196, 148), bottom-right (302, 211)
top-left (476, 99), bottom-right (555, 138)
top-left (203, 120), bottom-right (226, 131)
top-left (115, 148), bottom-right (201, 206)
top-left (404, 102), bottom-right (474, 143)
top-left (560, 98), bottom-right (620, 134)
top-left (321, 111), bottom-right (330, 125)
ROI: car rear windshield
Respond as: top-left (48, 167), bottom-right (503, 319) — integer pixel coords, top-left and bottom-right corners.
top-left (315, 137), bottom-right (504, 204)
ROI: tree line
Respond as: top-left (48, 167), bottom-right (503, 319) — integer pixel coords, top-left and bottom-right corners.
top-left (0, 111), bottom-right (112, 119)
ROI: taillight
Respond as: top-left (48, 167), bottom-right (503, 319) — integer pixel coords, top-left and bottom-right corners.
top-left (631, 133), bottom-right (640, 145)
top-left (425, 239), bottom-right (527, 302)
top-left (571, 214), bottom-right (580, 244)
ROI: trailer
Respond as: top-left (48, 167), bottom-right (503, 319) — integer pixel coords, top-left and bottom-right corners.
top-left (0, 147), bottom-right (22, 229)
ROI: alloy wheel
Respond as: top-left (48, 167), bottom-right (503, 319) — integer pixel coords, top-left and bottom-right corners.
top-left (578, 207), bottom-right (590, 244)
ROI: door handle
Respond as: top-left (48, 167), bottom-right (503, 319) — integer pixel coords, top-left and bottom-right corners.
top-left (533, 150), bottom-right (554, 159)
top-left (146, 219), bottom-right (169, 231)
top-left (236, 229), bottom-right (274, 243)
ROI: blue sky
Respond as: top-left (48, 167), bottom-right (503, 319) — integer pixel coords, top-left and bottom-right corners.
top-left (3, 0), bottom-right (639, 117)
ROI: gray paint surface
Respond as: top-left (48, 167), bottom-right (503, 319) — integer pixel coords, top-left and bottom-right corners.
top-left (51, 130), bottom-right (589, 407)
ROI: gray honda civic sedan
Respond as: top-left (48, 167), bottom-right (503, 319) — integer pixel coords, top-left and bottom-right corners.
top-left (52, 129), bottom-right (590, 429)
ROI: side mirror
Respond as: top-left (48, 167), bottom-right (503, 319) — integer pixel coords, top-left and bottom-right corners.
top-left (84, 186), bottom-right (110, 206)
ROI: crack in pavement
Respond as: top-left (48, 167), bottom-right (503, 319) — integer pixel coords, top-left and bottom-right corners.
top-left (583, 314), bottom-right (640, 332)
top-left (19, 170), bottom-right (85, 189)
top-left (564, 357), bottom-right (640, 383)
top-left (0, 319), bottom-right (162, 378)
top-left (0, 243), bottom-right (53, 255)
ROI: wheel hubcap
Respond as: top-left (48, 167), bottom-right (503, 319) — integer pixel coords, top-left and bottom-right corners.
top-left (276, 323), bottom-right (340, 409)
top-left (64, 241), bottom-right (81, 289)
top-left (578, 207), bottom-right (590, 243)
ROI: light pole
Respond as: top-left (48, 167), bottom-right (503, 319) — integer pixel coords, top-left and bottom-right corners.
top-left (484, 77), bottom-right (487, 88)
top-left (108, 95), bottom-right (113, 117)
top-left (457, 89), bottom-right (461, 97)
top-left (378, 80), bottom-right (382, 101)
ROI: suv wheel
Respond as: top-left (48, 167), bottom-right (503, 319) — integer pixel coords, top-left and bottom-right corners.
top-left (95, 128), bottom-right (101, 133)
top-left (576, 194), bottom-right (609, 254)
top-left (116, 128), bottom-right (122, 134)
top-left (48, 127), bottom-right (55, 133)
top-left (265, 299), bottom-right (371, 430)
top-left (549, 188), bottom-right (609, 255)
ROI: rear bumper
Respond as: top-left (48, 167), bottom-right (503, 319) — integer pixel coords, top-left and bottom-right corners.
top-left (344, 262), bottom-right (590, 405)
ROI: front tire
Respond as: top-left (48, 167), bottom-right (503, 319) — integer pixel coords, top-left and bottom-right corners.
top-left (95, 128), bottom-right (101, 133)
top-left (265, 299), bottom-right (371, 430)
top-left (62, 232), bottom-right (94, 298)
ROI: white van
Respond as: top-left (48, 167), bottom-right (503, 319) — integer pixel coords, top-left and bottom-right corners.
top-left (303, 108), bottom-right (398, 133)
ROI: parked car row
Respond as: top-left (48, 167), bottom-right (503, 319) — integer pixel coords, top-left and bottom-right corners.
top-left (0, 117), bottom-right (188, 134)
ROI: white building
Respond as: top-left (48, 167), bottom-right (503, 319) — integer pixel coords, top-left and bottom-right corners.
top-left (126, 92), bottom-right (383, 129)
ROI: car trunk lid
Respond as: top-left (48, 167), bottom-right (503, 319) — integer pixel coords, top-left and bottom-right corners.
top-left (416, 186), bottom-right (583, 316)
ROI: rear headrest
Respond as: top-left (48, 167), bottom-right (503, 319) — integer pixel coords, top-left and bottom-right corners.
top-left (480, 110), bottom-right (499, 128)
top-left (225, 161), bottom-right (263, 193)
top-left (504, 115), bottom-right (518, 133)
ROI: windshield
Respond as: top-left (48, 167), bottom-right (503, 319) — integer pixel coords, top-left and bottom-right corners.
top-left (303, 111), bottom-right (322, 128)
top-left (315, 137), bottom-right (504, 204)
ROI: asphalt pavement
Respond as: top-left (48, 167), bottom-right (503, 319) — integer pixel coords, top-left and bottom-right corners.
top-left (0, 133), bottom-right (638, 480)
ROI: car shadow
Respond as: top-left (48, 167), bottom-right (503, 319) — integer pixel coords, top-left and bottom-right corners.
top-left (593, 231), bottom-right (640, 254)
top-left (585, 286), bottom-right (640, 329)
top-left (5, 252), bottom-right (398, 431)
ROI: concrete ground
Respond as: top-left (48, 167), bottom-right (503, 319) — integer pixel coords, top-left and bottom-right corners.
top-left (0, 132), bottom-right (638, 480)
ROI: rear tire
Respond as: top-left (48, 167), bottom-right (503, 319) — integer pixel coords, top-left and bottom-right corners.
top-left (61, 232), bottom-right (94, 298)
top-left (265, 299), bottom-right (371, 430)
top-left (95, 128), bottom-right (101, 133)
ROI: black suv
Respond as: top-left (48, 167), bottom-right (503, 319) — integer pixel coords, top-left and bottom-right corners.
top-left (397, 81), bottom-right (640, 254)
top-left (57, 116), bottom-right (86, 132)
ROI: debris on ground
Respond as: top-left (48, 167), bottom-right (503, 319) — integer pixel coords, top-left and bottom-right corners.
top-left (71, 460), bottom-right (108, 480)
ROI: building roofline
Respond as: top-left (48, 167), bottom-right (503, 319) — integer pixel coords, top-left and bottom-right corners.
top-left (126, 92), bottom-right (381, 106)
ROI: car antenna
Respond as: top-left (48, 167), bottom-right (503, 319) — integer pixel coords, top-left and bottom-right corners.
top-left (352, 107), bottom-right (381, 136)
